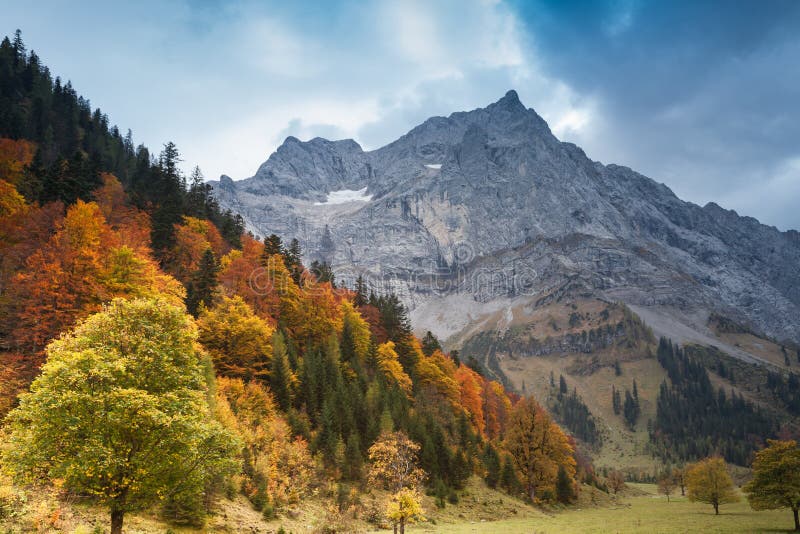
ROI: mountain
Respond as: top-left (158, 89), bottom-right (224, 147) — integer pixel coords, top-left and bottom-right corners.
top-left (213, 90), bottom-right (800, 353)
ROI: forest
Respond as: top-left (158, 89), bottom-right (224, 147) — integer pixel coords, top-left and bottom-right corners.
top-left (0, 31), bottom-right (581, 532)
top-left (650, 338), bottom-right (778, 465)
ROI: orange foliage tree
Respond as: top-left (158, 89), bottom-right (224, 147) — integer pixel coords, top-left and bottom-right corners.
top-left (10, 199), bottom-right (184, 353)
top-left (455, 364), bottom-right (486, 438)
top-left (0, 138), bottom-right (36, 186)
top-left (504, 396), bottom-right (576, 502)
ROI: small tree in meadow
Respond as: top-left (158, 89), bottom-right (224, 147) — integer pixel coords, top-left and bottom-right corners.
top-left (386, 487), bottom-right (425, 534)
top-left (658, 471), bottom-right (677, 502)
top-left (743, 439), bottom-right (800, 531)
top-left (607, 469), bottom-right (626, 497)
top-left (685, 457), bottom-right (739, 515)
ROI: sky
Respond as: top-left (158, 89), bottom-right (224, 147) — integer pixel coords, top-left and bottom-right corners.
top-left (3, 0), bottom-right (800, 230)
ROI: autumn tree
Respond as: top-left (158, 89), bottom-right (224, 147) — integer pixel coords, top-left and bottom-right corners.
top-left (685, 457), bottom-right (739, 515)
top-left (743, 440), bottom-right (800, 530)
top-left (504, 396), bottom-right (576, 502)
top-left (367, 431), bottom-right (425, 492)
top-left (216, 377), bottom-right (314, 510)
top-left (658, 471), bottom-right (677, 502)
top-left (455, 364), bottom-right (486, 437)
top-left (2, 298), bottom-right (240, 534)
top-left (607, 469), bottom-right (626, 497)
top-left (375, 341), bottom-right (413, 396)
top-left (10, 199), bottom-right (111, 351)
top-left (196, 295), bottom-right (274, 380)
top-left (386, 487), bottom-right (425, 534)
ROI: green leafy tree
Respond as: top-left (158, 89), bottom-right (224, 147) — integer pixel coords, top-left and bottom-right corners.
top-left (2, 298), bottom-right (240, 534)
top-left (743, 440), bottom-right (800, 530)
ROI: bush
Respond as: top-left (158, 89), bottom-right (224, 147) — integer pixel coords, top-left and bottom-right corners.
top-left (447, 490), bottom-right (459, 505)
top-left (0, 484), bottom-right (24, 519)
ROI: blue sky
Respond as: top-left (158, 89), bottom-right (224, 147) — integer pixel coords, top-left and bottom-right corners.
top-left (3, 0), bottom-right (800, 230)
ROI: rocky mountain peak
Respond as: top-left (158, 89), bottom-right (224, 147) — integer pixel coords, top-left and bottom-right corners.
top-left (211, 91), bottom-right (800, 345)
top-left (493, 89), bottom-right (525, 112)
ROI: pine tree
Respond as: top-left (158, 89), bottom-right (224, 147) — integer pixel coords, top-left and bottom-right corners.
top-left (559, 374), bottom-right (568, 395)
top-left (354, 274), bottom-right (367, 307)
top-left (612, 385), bottom-right (621, 415)
top-left (344, 433), bottom-right (363, 480)
top-left (421, 331), bottom-right (442, 356)
top-left (556, 464), bottom-right (575, 503)
top-left (483, 444), bottom-right (502, 489)
top-left (262, 234), bottom-right (283, 260)
top-left (500, 455), bottom-right (520, 495)
top-left (284, 238), bottom-right (303, 284)
top-left (270, 331), bottom-right (294, 411)
top-left (186, 248), bottom-right (218, 316)
top-left (623, 389), bottom-right (639, 430)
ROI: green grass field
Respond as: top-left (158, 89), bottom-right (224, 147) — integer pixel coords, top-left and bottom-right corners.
top-left (411, 484), bottom-right (792, 534)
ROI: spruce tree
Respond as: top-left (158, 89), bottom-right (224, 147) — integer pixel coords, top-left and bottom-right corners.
top-left (262, 234), bottom-right (283, 260)
top-left (285, 238), bottom-right (303, 284)
top-left (556, 465), bottom-right (575, 503)
top-left (354, 275), bottom-right (367, 307)
top-left (483, 444), bottom-right (502, 489)
top-left (421, 331), bottom-right (442, 356)
top-left (270, 331), bottom-right (293, 411)
top-left (186, 248), bottom-right (218, 316)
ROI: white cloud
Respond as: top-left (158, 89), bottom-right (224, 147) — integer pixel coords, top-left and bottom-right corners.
top-left (5, 0), bottom-right (596, 186)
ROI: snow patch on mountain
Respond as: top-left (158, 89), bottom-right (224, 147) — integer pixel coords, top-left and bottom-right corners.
top-left (314, 187), bottom-right (371, 205)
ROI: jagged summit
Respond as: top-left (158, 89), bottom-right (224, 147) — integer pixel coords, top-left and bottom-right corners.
top-left (489, 89), bottom-right (527, 113)
top-left (211, 92), bottom-right (800, 345)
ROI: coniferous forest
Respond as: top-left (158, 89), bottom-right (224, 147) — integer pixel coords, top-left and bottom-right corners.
top-left (650, 338), bottom-right (778, 465)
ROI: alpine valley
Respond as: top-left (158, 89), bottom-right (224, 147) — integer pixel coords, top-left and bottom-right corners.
top-left (213, 90), bottom-right (800, 469)
top-left (2, 25), bottom-right (800, 533)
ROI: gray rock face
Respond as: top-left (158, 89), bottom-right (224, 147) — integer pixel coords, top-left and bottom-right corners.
top-left (211, 90), bottom-right (800, 344)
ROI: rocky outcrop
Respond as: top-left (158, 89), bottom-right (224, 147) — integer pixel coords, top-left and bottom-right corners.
top-left (211, 90), bottom-right (800, 344)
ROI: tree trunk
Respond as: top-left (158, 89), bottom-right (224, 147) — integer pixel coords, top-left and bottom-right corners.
top-left (393, 523), bottom-right (397, 534)
top-left (793, 507), bottom-right (799, 531)
top-left (713, 502), bottom-right (719, 515)
top-left (400, 518), bottom-right (406, 534)
top-left (111, 510), bottom-right (124, 534)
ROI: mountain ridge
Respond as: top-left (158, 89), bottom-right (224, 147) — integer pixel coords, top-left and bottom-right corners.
top-left (211, 91), bottom-right (800, 347)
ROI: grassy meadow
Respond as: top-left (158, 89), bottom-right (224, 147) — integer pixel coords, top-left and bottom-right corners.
top-left (412, 483), bottom-right (791, 534)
